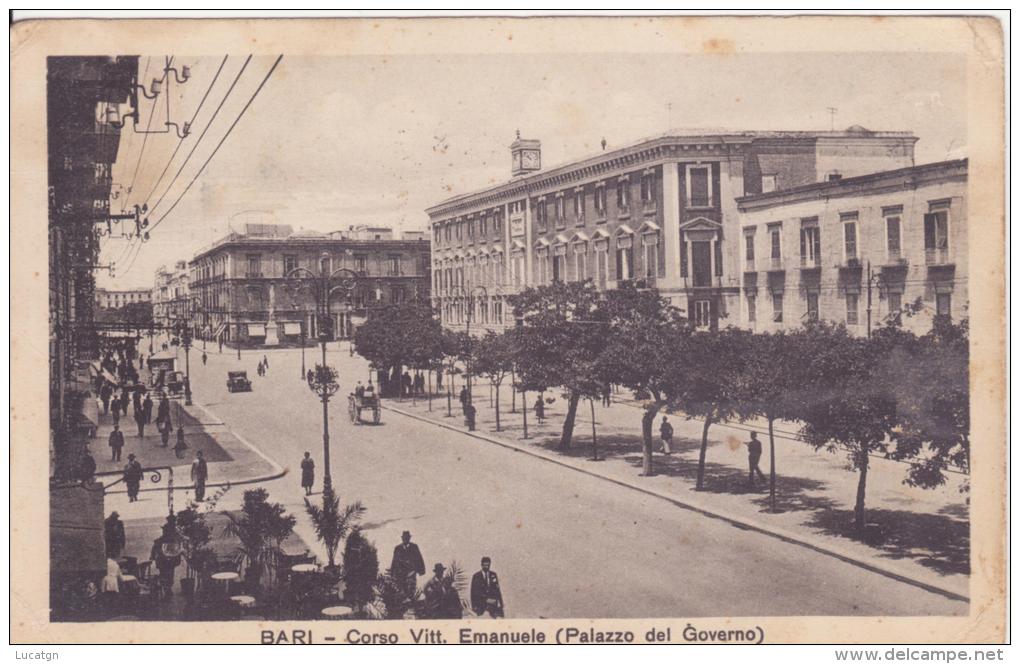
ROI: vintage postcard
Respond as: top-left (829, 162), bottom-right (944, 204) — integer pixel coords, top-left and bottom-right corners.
top-left (10, 14), bottom-right (1006, 645)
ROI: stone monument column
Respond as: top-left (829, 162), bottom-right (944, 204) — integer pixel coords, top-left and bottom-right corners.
top-left (264, 283), bottom-right (280, 346)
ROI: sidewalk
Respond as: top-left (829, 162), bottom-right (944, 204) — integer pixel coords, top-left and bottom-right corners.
top-left (384, 387), bottom-right (969, 601)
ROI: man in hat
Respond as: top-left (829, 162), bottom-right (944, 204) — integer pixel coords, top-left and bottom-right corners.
top-left (390, 530), bottom-right (425, 598)
top-left (191, 450), bottom-right (208, 502)
top-left (108, 424), bottom-right (125, 462)
top-left (423, 563), bottom-right (462, 619)
top-left (746, 431), bottom-right (767, 487)
top-left (470, 556), bottom-right (505, 618)
top-left (150, 514), bottom-right (182, 598)
top-left (124, 454), bottom-right (143, 502)
top-left (104, 511), bottom-right (126, 559)
top-left (142, 392), bottom-right (153, 425)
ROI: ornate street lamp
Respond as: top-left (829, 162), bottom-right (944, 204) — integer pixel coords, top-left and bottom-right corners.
top-left (307, 363), bottom-right (340, 491)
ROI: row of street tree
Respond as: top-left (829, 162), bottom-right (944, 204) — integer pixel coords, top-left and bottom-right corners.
top-left (354, 282), bottom-right (969, 534)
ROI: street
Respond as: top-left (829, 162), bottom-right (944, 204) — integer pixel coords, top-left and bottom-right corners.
top-left (183, 344), bottom-right (968, 618)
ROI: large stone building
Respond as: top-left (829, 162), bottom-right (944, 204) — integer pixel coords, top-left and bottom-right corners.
top-left (189, 223), bottom-right (430, 345)
top-left (94, 287), bottom-right (152, 309)
top-left (152, 260), bottom-right (190, 327)
top-left (737, 159), bottom-right (967, 335)
top-left (426, 128), bottom-right (918, 333)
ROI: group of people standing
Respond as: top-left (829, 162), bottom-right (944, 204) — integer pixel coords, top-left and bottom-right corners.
top-left (256, 354), bottom-right (270, 377)
top-left (390, 530), bottom-right (506, 620)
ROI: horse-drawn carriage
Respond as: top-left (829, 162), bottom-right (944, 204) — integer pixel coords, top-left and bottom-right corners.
top-left (348, 389), bottom-right (381, 424)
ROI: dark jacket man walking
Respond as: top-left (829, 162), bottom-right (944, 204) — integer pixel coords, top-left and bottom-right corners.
top-left (390, 531), bottom-right (425, 599)
top-left (191, 451), bottom-right (208, 501)
top-left (470, 556), bottom-right (505, 618)
top-left (747, 432), bottom-right (766, 487)
top-left (108, 424), bottom-right (125, 462)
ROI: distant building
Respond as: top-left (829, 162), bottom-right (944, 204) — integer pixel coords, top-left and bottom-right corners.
top-left (94, 287), bottom-right (152, 309)
top-left (189, 222), bottom-right (430, 346)
top-left (427, 127), bottom-right (918, 333)
top-left (152, 260), bottom-right (190, 327)
top-left (736, 159), bottom-right (967, 335)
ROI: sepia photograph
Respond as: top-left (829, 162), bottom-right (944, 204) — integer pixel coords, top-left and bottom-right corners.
top-left (10, 12), bottom-right (1006, 646)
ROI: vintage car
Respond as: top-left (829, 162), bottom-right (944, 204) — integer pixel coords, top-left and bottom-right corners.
top-left (226, 370), bottom-right (252, 393)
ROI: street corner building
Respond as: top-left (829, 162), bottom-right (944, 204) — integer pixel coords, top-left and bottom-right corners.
top-left (427, 128), bottom-right (966, 335)
top-left (188, 223), bottom-right (431, 347)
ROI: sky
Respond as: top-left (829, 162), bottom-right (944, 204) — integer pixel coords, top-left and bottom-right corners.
top-left (100, 51), bottom-right (966, 288)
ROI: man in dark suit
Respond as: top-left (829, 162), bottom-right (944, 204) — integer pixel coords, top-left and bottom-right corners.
top-left (470, 556), bottom-right (505, 618)
top-left (390, 530), bottom-right (425, 598)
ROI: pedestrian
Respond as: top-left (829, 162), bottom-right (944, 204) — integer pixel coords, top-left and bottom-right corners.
top-left (262, 354), bottom-right (268, 369)
top-left (132, 387), bottom-right (142, 417)
top-left (307, 368), bottom-right (314, 384)
top-left (402, 371), bottom-right (412, 398)
top-left (459, 386), bottom-right (469, 414)
top-left (99, 383), bottom-right (112, 414)
top-left (300, 452), bottom-right (315, 496)
top-left (173, 427), bottom-right (189, 459)
top-left (464, 402), bottom-right (477, 432)
top-left (659, 415), bottom-right (674, 455)
top-left (355, 381), bottom-right (365, 399)
top-left (79, 447), bottom-right (97, 483)
top-left (390, 530), bottom-right (425, 599)
top-left (108, 424), bottom-right (124, 462)
top-left (533, 395), bottom-right (545, 423)
top-left (124, 454), bottom-right (142, 502)
top-left (160, 419), bottom-right (172, 448)
top-left (201, 351), bottom-right (207, 366)
top-left (120, 388), bottom-right (131, 414)
top-left (602, 384), bottom-right (612, 407)
top-left (150, 515), bottom-right (182, 598)
top-left (219, 338), bottom-right (224, 353)
top-left (747, 432), bottom-right (767, 487)
top-left (436, 371), bottom-right (443, 393)
top-left (111, 397), bottom-right (121, 426)
top-left (470, 556), bottom-right (505, 618)
top-left (135, 409), bottom-right (146, 438)
top-left (142, 393), bottom-right (153, 425)
top-left (423, 563), bottom-right (462, 619)
top-left (156, 396), bottom-right (170, 429)
top-left (191, 450), bottom-right (208, 502)
top-left (104, 512), bottom-right (126, 559)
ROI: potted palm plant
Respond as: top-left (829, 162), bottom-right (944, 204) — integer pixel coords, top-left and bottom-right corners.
top-left (175, 506), bottom-right (212, 598)
top-left (303, 484), bottom-right (365, 571)
top-left (223, 488), bottom-right (296, 593)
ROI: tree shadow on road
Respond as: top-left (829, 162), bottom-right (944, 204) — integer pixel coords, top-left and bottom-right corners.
top-left (806, 508), bottom-right (970, 577)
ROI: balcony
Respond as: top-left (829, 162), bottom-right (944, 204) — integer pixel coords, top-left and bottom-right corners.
top-left (744, 259), bottom-right (756, 274)
top-left (800, 256), bottom-right (822, 271)
top-left (766, 257), bottom-right (785, 273)
top-left (925, 247), bottom-right (953, 266)
top-left (642, 199), bottom-right (658, 215)
top-left (244, 272), bottom-right (264, 279)
top-left (837, 257), bottom-right (863, 271)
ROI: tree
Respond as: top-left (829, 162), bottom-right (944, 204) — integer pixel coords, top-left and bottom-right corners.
top-left (471, 330), bottom-right (518, 431)
top-left (223, 488), bottom-right (297, 590)
top-left (599, 282), bottom-right (690, 476)
top-left (887, 317), bottom-right (970, 492)
top-left (354, 302), bottom-right (443, 395)
top-left (675, 327), bottom-right (749, 490)
top-left (510, 281), bottom-right (607, 449)
top-left (304, 483), bottom-right (366, 569)
top-left (732, 331), bottom-right (800, 511)
top-left (341, 527), bottom-right (379, 610)
top-left (790, 322), bottom-right (895, 534)
top-left (176, 505), bottom-right (216, 592)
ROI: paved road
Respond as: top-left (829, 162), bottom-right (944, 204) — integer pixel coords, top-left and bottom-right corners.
top-left (185, 343), bottom-right (967, 618)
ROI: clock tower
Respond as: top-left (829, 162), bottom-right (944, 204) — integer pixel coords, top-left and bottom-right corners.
top-left (510, 131), bottom-right (541, 177)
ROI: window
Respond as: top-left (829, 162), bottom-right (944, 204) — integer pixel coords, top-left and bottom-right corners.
top-left (388, 255), bottom-right (401, 276)
top-left (888, 292), bottom-right (901, 316)
top-left (800, 224), bottom-right (821, 267)
top-left (391, 287), bottom-right (406, 304)
top-left (480, 215), bottom-right (488, 237)
top-left (467, 219), bottom-right (474, 238)
top-left (687, 166), bottom-right (711, 207)
top-left (714, 240), bottom-right (723, 277)
top-left (283, 254), bottom-right (297, 275)
top-left (594, 242), bottom-right (609, 288)
top-left (493, 211), bottom-right (502, 235)
top-left (616, 235), bottom-right (634, 280)
top-left (841, 214), bottom-right (858, 261)
top-left (680, 239), bottom-right (688, 278)
top-left (769, 226), bottom-right (782, 268)
top-left (573, 189), bottom-right (585, 221)
top-left (594, 184), bottom-right (606, 215)
top-left (641, 172), bottom-right (655, 203)
top-left (445, 224), bottom-right (452, 242)
top-left (746, 294), bottom-right (757, 323)
top-left (574, 244), bottom-right (588, 281)
top-left (354, 254), bottom-right (368, 273)
top-left (886, 215), bottom-right (902, 259)
top-left (552, 254), bottom-right (565, 282)
top-left (693, 301), bottom-right (712, 329)
top-left (456, 221), bottom-right (463, 240)
top-left (744, 233), bottom-right (755, 270)
top-left (537, 252), bottom-right (549, 284)
top-left (772, 292), bottom-right (783, 322)
top-left (246, 254), bottom-right (262, 277)
top-left (806, 292), bottom-right (819, 321)
top-left (761, 174), bottom-right (777, 193)
top-left (555, 194), bottom-right (565, 225)
top-left (536, 200), bottom-right (548, 231)
top-left (643, 233), bottom-right (659, 279)
top-left (616, 178), bottom-right (629, 210)
top-left (924, 209), bottom-right (950, 263)
top-left (936, 292), bottom-right (952, 318)
top-left (846, 293), bottom-right (859, 325)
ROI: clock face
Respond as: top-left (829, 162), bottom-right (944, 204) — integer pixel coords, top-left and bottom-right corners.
top-left (522, 150), bottom-right (540, 169)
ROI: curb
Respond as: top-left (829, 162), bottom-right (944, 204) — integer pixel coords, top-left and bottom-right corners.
top-left (104, 401), bottom-right (288, 495)
top-left (383, 402), bottom-right (969, 604)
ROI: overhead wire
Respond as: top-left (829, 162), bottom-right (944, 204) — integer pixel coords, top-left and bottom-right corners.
top-left (148, 55), bottom-right (283, 234)
top-left (123, 56), bottom-right (164, 209)
top-left (147, 55), bottom-right (253, 218)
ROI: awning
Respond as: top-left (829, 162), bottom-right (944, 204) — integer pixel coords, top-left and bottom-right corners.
top-left (213, 322), bottom-right (227, 340)
top-left (283, 322), bottom-right (301, 335)
top-left (248, 324), bottom-right (267, 337)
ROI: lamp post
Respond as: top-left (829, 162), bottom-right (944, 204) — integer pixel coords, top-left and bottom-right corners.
top-left (294, 304), bottom-right (307, 380)
top-left (286, 255), bottom-right (360, 490)
top-left (177, 319), bottom-right (194, 406)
